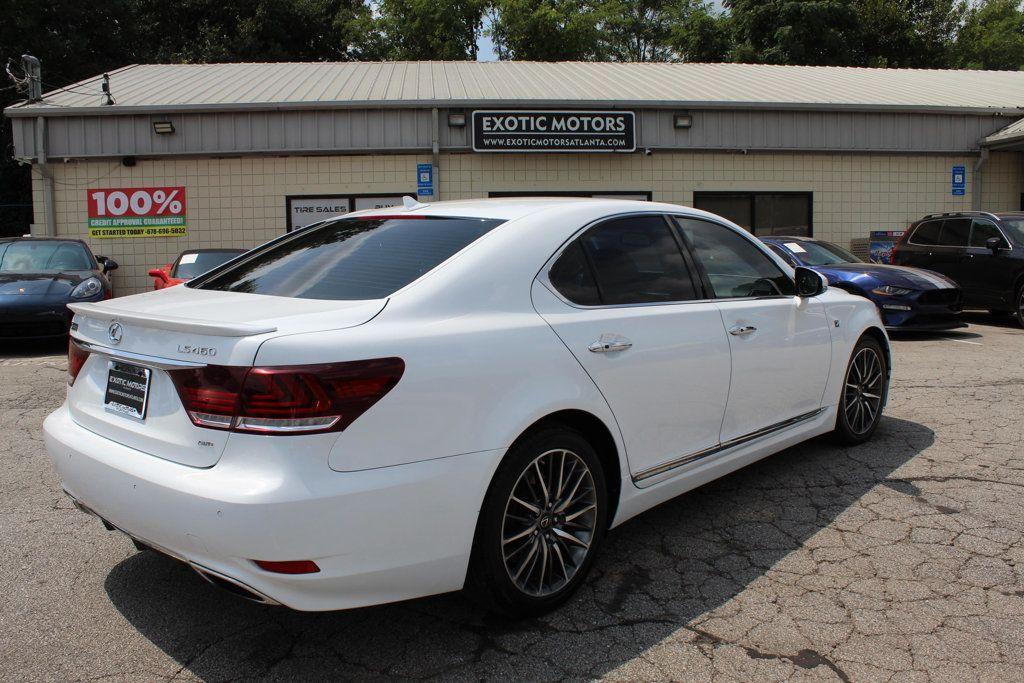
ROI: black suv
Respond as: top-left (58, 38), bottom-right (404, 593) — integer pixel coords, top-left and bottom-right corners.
top-left (892, 211), bottom-right (1024, 325)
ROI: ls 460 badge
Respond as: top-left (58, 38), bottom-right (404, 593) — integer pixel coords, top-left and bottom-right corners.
top-left (177, 344), bottom-right (217, 357)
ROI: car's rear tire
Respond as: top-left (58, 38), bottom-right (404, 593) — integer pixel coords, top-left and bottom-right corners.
top-left (833, 335), bottom-right (888, 445)
top-left (1016, 285), bottom-right (1024, 328)
top-left (466, 426), bottom-right (608, 618)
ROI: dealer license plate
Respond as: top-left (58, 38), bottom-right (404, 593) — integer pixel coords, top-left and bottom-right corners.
top-left (104, 361), bottom-right (151, 420)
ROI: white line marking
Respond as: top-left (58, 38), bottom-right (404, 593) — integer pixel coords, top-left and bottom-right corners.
top-left (950, 339), bottom-right (983, 345)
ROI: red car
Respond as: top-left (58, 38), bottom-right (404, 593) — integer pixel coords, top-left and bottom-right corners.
top-left (149, 248), bottom-right (246, 289)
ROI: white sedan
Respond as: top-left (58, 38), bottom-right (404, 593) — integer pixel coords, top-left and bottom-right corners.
top-left (44, 198), bottom-right (890, 617)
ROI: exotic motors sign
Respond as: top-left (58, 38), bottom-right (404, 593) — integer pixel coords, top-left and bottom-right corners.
top-left (87, 187), bottom-right (186, 238)
top-left (472, 111), bottom-right (636, 153)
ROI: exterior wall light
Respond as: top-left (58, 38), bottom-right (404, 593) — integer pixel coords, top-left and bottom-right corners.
top-left (447, 113), bottom-right (467, 127)
top-left (674, 114), bottom-right (692, 129)
top-left (153, 121), bottom-right (175, 135)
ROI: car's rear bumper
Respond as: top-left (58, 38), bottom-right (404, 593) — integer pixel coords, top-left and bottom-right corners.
top-left (43, 405), bottom-right (503, 611)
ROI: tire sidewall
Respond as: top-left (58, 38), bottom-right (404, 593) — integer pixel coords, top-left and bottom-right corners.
top-left (469, 427), bottom-right (608, 617)
top-left (835, 335), bottom-right (888, 445)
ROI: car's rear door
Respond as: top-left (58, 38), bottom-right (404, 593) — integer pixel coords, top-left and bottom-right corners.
top-left (532, 214), bottom-right (732, 481)
top-left (673, 216), bottom-right (832, 444)
top-left (895, 219), bottom-right (942, 269)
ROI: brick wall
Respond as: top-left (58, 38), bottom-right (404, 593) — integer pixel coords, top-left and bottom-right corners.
top-left (33, 150), bottom-right (1023, 296)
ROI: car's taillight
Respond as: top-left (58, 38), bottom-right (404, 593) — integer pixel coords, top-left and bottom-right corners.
top-left (168, 358), bottom-right (404, 435)
top-left (890, 226), bottom-right (911, 263)
top-left (68, 339), bottom-right (90, 386)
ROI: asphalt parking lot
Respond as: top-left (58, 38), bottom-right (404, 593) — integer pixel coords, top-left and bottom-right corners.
top-left (2, 314), bottom-right (1022, 682)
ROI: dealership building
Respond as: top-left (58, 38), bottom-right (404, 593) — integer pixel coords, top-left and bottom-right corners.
top-left (6, 61), bottom-right (1024, 294)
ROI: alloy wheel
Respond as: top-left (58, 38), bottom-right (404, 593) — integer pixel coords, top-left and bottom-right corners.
top-left (501, 449), bottom-right (598, 597)
top-left (843, 347), bottom-right (884, 435)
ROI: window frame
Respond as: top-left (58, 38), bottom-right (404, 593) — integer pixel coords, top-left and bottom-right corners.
top-left (968, 218), bottom-right (1011, 250)
top-left (692, 191), bottom-right (814, 238)
top-left (671, 215), bottom-right (797, 300)
top-left (540, 212), bottom-right (798, 309)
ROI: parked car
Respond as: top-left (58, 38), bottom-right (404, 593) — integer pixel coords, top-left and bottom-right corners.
top-left (0, 237), bottom-right (116, 340)
top-left (762, 236), bottom-right (964, 331)
top-left (892, 211), bottom-right (1024, 326)
top-left (149, 248), bottom-right (247, 289)
top-left (45, 199), bottom-right (889, 617)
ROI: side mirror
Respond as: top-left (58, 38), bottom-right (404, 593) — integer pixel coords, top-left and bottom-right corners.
top-left (985, 237), bottom-right (1003, 254)
top-left (795, 266), bottom-right (827, 297)
top-left (147, 268), bottom-right (170, 283)
top-left (100, 257), bottom-right (119, 273)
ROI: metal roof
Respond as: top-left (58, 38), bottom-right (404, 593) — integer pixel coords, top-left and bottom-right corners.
top-left (984, 117), bottom-right (1024, 147)
top-left (7, 61), bottom-right (1024, 117)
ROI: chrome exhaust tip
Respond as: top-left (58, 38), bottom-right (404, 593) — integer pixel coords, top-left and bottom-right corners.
top-left (190, 564), bottom-right (280, 606)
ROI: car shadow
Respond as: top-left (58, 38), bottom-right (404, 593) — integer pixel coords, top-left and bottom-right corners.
top-left (961, 311), bottom-right (1021, 330)
top-left (0, 336), bottom-right (67, 358)
top-left (887, 328), bottom-right (984, 341)
top-left (104, 415), bottom-right (933, 680)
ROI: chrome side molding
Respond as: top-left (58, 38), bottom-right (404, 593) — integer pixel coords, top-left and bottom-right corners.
top-left (632, 407), bottom-right (827, 483)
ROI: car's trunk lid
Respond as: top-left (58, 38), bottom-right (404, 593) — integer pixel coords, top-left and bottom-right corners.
top-left (66, 287), bottom-right (386, 468)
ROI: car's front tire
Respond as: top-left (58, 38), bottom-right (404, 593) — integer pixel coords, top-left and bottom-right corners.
top-left (466, 426), bottom-right (608, 618)
top-left (833, 335), bottom-right (888, 445)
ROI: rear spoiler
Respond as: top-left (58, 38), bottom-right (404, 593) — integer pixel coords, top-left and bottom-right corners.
top-left (68, 302), bottom-right (278, 337)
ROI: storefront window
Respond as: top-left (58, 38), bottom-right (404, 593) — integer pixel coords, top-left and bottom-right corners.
top-left (693, 192), bottom-right (812, 237)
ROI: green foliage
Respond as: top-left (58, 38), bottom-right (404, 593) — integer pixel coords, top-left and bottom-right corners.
top-left (127, 0), bottom-right (374, 62)
top-left (955, 0), bottom-right (1024, 70)
top-left (488, 0), bottom-right (605, 60)
top-left (725, 0), bottom-right (864, 66)
top-left (368, 0), bottom-right (488, 60)
top-left (488, 0), bottom-right (727, 62)
top-left (856, 0), bottom-right (966, 68)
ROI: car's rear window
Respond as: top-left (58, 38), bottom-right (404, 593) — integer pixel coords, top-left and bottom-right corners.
top-left (194, 216), bottom-right (504, 300)
top-left (173, 250), bottom-right (246, 279)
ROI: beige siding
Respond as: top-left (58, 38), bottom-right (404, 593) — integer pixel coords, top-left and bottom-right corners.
top-left (36, 150), bottom-right (1023, 296)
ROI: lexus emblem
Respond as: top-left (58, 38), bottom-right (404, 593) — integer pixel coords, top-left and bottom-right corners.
top-left (107, 322), bottom-right (123, 345)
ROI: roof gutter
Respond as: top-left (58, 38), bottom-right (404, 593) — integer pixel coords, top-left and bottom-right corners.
top-left (6, 99), bottom-right (1024, 118)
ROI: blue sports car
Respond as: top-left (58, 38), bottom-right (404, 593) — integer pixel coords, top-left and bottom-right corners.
top-left (761, 236), bottom-right (964, 331)
top-left (0, 237), bottom-right (117, 340)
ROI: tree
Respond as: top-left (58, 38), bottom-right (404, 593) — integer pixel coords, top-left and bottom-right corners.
top-left (369, 0), bottom-right (488, 60)
top-left (667, 2), bottom-right (733, 62)
top-left (855, 0), bottom-right (965, 68)
top-left (127, 0), bottom-right (375, 63)
top-left (955, 0), bottom-right (1024, 70)
top-left (726, 0), bottom-right (864, 66)
top-left (489, 0), bottom-right (728, 62)
top-left (488, 0), bottom-right (605, 60)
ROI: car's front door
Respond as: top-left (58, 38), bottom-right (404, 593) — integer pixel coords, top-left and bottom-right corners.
top-left (532, 214), bottom-right (732, 479)
top-left (674, 217), bottom-right (833, 443)
top-left (960, 218), bottom-right (1014, 308)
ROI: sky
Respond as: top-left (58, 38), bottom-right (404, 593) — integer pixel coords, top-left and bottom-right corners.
top-left (475, 1), bottom-right (727, 62)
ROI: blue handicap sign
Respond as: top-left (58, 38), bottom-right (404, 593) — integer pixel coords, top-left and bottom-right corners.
top-left (951, 165), bottom-right (966, 196)
top-left (417, 163), bottom-right (433, 197)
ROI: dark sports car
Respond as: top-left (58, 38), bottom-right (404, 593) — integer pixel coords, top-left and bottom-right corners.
top-left (0, 237), bottom-right (117, 339)
top-left (761, 236), bottom-right (964, 331)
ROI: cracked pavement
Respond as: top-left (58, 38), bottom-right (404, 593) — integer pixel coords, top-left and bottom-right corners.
top-left (1, 313), bottom-right (1022, 681)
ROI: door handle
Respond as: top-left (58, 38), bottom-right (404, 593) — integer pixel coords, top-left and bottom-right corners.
top-left (729, 325), bottom-right (757, 336)
top-left (588, 335), bottom-right (633, 353)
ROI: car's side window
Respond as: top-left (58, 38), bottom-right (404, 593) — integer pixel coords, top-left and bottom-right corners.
top-left (560, 215), bottom-right (699, 305)
top-left (910, 220), bottom-right (941, 245)
top-left (937, 218), bottom-right (971, 247)
top-left (675, 217), bottom-right (796, 298)
top-left (969, 219), bottom-right (1008, 249)
top-left (548, 240), bottom-right (601, 306)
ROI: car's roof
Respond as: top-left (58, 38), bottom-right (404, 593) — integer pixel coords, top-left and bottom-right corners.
top-left (350, 197), bottom-right (717, 222)
top-left (179, 248), bottom-right (246, 254)
top-left (0, 236), bottom-right (89, 245)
